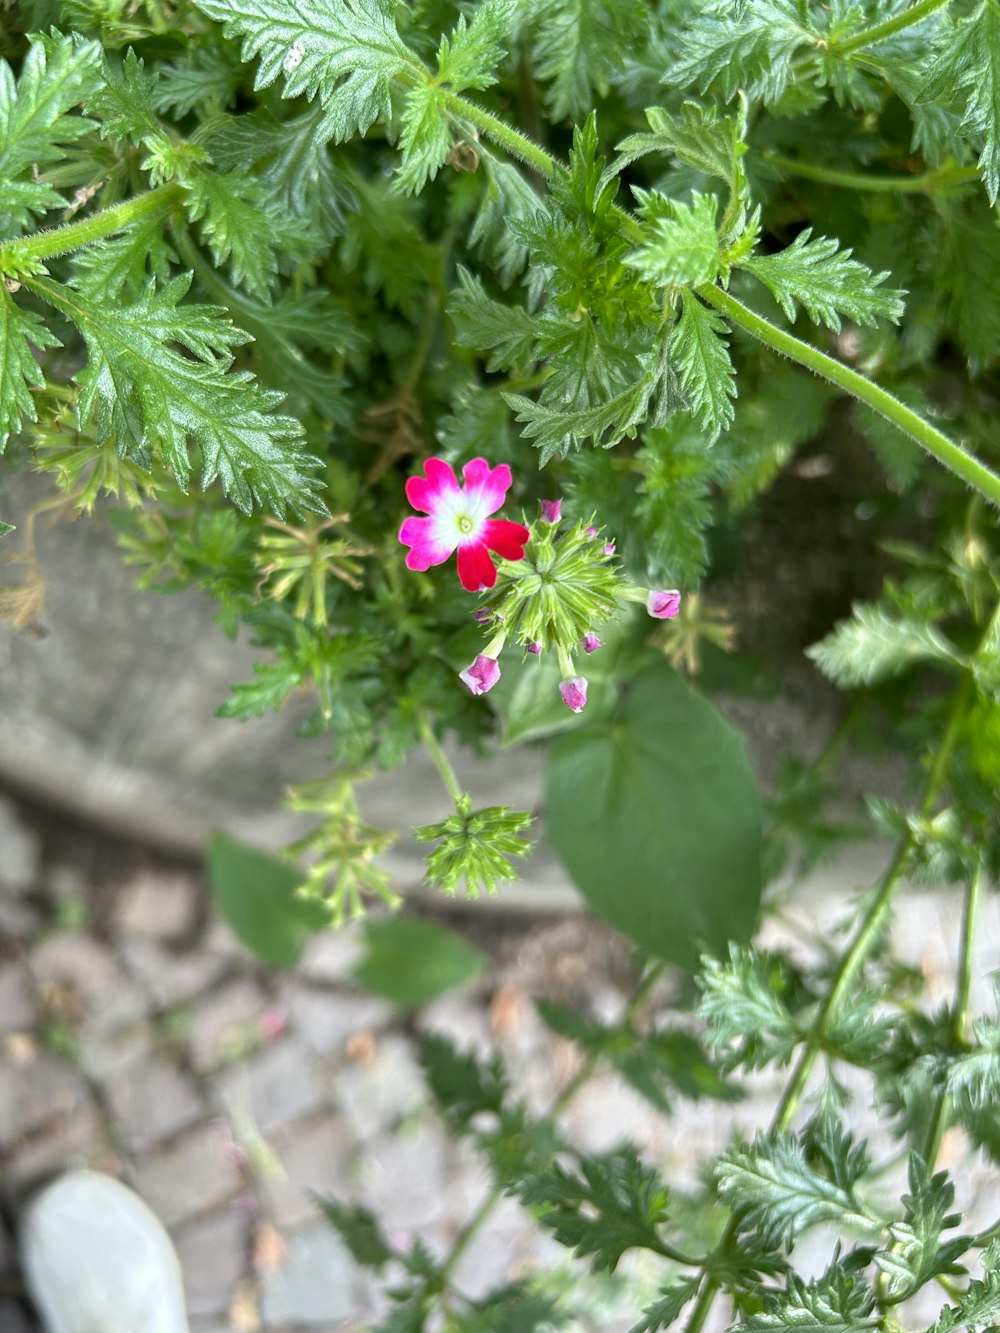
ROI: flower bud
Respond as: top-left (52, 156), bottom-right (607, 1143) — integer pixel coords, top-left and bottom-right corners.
top-left (459, 654), bottom-right (501, 696)
top-left (647, 589), bottom-right (681, 620)
top-left (526, 641), bottom-right (542, 655)
top-left (559, 677), bottom-right (588, 713)
top-left (582, 632), bottom-right (601, 654)
top-left (603, 541), bottom-right (616, 556)
top-left (541, 498), bottom-right (562, 523)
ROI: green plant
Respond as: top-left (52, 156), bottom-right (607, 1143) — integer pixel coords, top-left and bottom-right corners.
top-left (3, 2), bottom-right (1000, 1326)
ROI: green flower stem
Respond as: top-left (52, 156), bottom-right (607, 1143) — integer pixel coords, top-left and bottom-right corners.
top-left (417, 715), bottom-right (465, 807)
top-left (920, 861), bottom-right (985, 1168)
top-left (439, 89), bottom-right (556, 178)
top-left (682, 671), bottom-right (975, 1333)
top-left (438, 962), bottom-right (680, 1294)
top-left (697, 284), bottom-right (1000, 510)
top-left (828, 0), bottom-right (951, 54)
top-left (761, 152), bottom-right (979, 195)
top-left (0, 184), bottom-right (182, 268)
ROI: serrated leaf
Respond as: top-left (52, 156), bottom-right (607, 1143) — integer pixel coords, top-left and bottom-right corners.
top-left (452, 1281), bottom-right (568, 1333)
top-left (933, 1241), bottom-right (1000, 1333)
top-left (698, 945), bottom-right (800, 1073)
top-left (419, 1031), bottom-right (507, 1131)
top-left (317, 1199), bottom-right (395, 1271)
top-left (739, 1271), bottom-right (877, 1333)
top-left (806, 604), bottom-right (963, 687)
top-left (395, 81), bottom-right (452, 195)
top-left (920, 0), bottom-right (1000, 204)
top-left (450, 267), bottom-right (537, 373)
top-left (873, 1154), bottom-right (968, 1299)
top-left (29, 273), bottom-right (324, 516)
top-left (0, 522), bottom-right (13, 538)
top-left (504, 371), bottom-right (654, 465)
top-left (0, 35), bottom-right (103, 237)
top-left (742, 230), bottom-right (904, 332)
top-left (436, 0), bottom-right (514, 94)
top-left (69, 212), bottom-right (177, 302)
top-left (630, 1278), bottom-right (701, 1333)
top-left (520, 0), bottom-right (647, 120)
top-left (0, 286), bottom-right (60, 441)
top-left (627, 191), bottom-right (723, 288)
top-left (469, 155), bottom-right (539, 285)
top-left (668, 1), bottom-right (814, 105)
top-left (192, 0), bottom-right (418, 143)
top-left (183, 170), bottom-right (283, 297)
top-left (670, 290), bottom-right (735, 438)
top-left (718, 1129), bottom-right (875, 1249)
top-left (217, 658), bottom-right (302, 719)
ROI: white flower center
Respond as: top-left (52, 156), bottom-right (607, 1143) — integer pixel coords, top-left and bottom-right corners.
top-left (433, 489), bottom-right (489, 548)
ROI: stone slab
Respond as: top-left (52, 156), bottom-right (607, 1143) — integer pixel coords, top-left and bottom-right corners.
top-left (265, 1114), bottom-right (356, 1230)
top-left (259, 1224), bottom-right (365, 1327)
top-left (188, 978), bottom-right (266, 1072)
top-left (112, 867), bottom-right (199, 943)
top-left (132, 1120), bottom-right (239, 1228)
top-left (0, 796), bottom-right (40, 892)
top-left (0, 1046), bottom-right (92, 1150)
top-left (171, 1207), bottom-right (246, 1319)
top-left (214, 1039), bottom-right (324, 1137)
top-left (103, 1055), bottom-right (204, 1154)
top-left (29, 933), bottom-right (146, 1031)
top-left (0, 963), bottom-right (36, 1032)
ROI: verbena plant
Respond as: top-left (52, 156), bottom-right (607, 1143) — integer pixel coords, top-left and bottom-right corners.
top-left (2, 1), bottom-right (1000, 1328)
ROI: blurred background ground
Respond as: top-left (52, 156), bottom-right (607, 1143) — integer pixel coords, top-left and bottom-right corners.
top-left (3, 784), bottom-right (1000, 1333)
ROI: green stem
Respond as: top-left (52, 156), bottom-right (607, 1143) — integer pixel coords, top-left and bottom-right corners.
top-left (0, 184), bottom-right (182, 268)
top-left (417, 715), bottom-right (465, 807)
top-left (439, 89), bottom-right (556, 179)
top-left (682, 674), bottom-right (974, 1333)
top-left (828, 0), bottom-right (951, 54)
top-left (697, 285), bottom-right (1000, 510)
top-left (762, 152), bottom-right (979, 195)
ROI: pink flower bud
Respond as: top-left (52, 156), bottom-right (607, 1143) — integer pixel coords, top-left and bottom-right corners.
top-left (582, 632), bottom-right (601, 654)
top-left (559, 677), bottom-right (588, 713)
top-left (459, 653), bottom-right (501, 696)
top-left (647, 589), bottom-right (681, 619)
top-left (526, 641), bottom-right (542, 655)
top-left (603, 541), bottom-right (616, 556)
top-left (259, 1009), bottom-right (287, 1041)
top-left (541, 498), bottom-right (562, 523)
top-left (585, 526), bottom-right (598, 538)
top-left (474, 607), bottom-right (493, 624)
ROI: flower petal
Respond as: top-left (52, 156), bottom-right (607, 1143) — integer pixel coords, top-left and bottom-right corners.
top-left (456, 541), bottom-right (497, 592)
top-left (399, 516), bottom-right (455, 570)
top-left (405, 458), bottom-right (460, 514)
top-left (482, 518), bottom-right (530, 562)
top-left (459, 653), bottom-right (501, 696)
top-left (462, 458), bottom-right (512, 515)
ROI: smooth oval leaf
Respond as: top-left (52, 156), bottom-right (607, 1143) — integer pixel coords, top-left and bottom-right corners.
top-left (544, 663), bottom-right (761, 967)
top-left (207, 832), bottom-right (326, 967)
top-left (353, 915), bottom-right (487, 1007)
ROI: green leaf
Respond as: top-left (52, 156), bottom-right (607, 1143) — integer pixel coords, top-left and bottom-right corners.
top-left (192, 0), bottom-right (417, 143)
top-left (207, 832), bottom-right (325, 967)
top-left (920, 0), bottom-right (1000, 204)
top-left (182, 170), bottom-right (283, 298)
top-left (668, 1), bottom-right (814, 105)
top-left (395, 81), bottom-right (451, 195)
top-left (504, 369), bottom-right (657, 466)
top-left (30, 273), bottom-right (324, 516)
top-left (0, 521), bottom-right (14, 538)
top-left (217, 658), bottom-right (302, 719)
top-left (419, 1032), bottom-right (507, 1130)
top-left (807, 604), bottom-right (964, 688)
top-left (520, 0), bottom-right (647, 120)
top-left (436, 0), bottom-right (514, 94)
top-left (69, 213), bottom-right (177, 303)
top-left (740, 1271), bottom-right (877, 1333)
top-left (0, 34), bottom-right (103, 237)
top-left (518, 1146), bottom-right (672, 1273)
top-left (933, 1240), bottom-right (1000, 1333)
top-left (544, 663), bottom-right (761, 969)
top-left (873, 1155), bottom-right (968, 1299)
top-left (629, 1279), bottom-right (700, 1333)
top-left (317, 1199), bottom-right (395, 1271)
top-left (0, 287), bottom-right (60, 440)
top-left (414, 799), bottom-right (533, 899)
top-left (717, 1128), bottom-right (874, 1250)
top-left (742, 230), bottom-right (905, 332)
top-left (698, 945), bottom-right (800, 1073)
top-left (627, 191), bottom-right (723, 288)
top-left (353, 916), bottom-right (487, 1007)
top-left (450, 267), bottom-right (537, 373)
top-left (452, 1282), bottom-right (569, 1333)
top-left (670, 291), bottom-right (736, 439)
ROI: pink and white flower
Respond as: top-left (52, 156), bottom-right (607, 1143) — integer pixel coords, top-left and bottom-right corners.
top-left (647, 589), bottom-right (682, 620)
top-left (399, 457), bottom-right (530, 592)
top-left (559, 677), bottom-right (588, 713)
top-left (581, 632), bottom-right (601, 654)
top-left (459, 653), bottom-right (501, 696)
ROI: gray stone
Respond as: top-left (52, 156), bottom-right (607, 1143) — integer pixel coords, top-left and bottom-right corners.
top-left (120, 937), bottom-right (229, 1011)
top-left (113, 867), bottom-right (199, 942)
top-left (0, 796), bottom-right (40, 892)
top-left (259, 1224), bottom-right (364, 1326)
top-left (0, 1301), bottom-right (32, 1332)
top-left (333, 1034), bottom-right (426, 1142)
top-left (3, 1096), bottom-right (106, 1198)
top-left (286, 988), bottom-right (392, 1060)
top-left (297, 928), bottom-right (364, 984)
top-left (0, 892), bottom-right (42, 940)
top-left (0, 962), bottom-right (37, 1032)
top-left (171, 1208), bottom-right (246, 1318)
top-left (357, 1117), bottom-right (449, 1232)
top-left (30, 933), bottom-right (146, 1032)
top-left (104, 1055), bottom-right (204, 1153)
top-left (215, 1039), bottom-right (324, 1137)
top-left (188, 978), bottom-right (267, 1072)
top-left (0, 1045), bottom-right (92, 1149)
top-left (447, 1193), bottom-right (554, 1301)
top-left (132, 1121), bottom-right (239, 1228)
top-left (417, 991), bottom-right (495, 1059)
top-left (265, 1115), bottom-right (356, 1230)
top-left (77, 1020), bottom-right (155, 1081)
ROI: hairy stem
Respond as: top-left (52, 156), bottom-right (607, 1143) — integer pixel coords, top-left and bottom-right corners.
top-left (682, 673), bottom-right (975, 1333)
top-left (0, 184), bottom-right (182, 268)
top-left (828, 0), bottom-right (951, 54)
top-left (697, 285), bottom-right (1000, 510)
top-left (762, 152), bottom-right (979, 195)
top-left (439, 89), bottom-right (556, 178)
top-left (417, 715), bottom-right (465, 807)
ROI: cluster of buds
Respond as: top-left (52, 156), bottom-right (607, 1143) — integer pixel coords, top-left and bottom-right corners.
top-left (398, 458), bottom-right (681, 716)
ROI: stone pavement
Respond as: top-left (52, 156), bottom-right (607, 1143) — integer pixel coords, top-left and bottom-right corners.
top-left (2, 791), bottom-right (1000, 1332)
